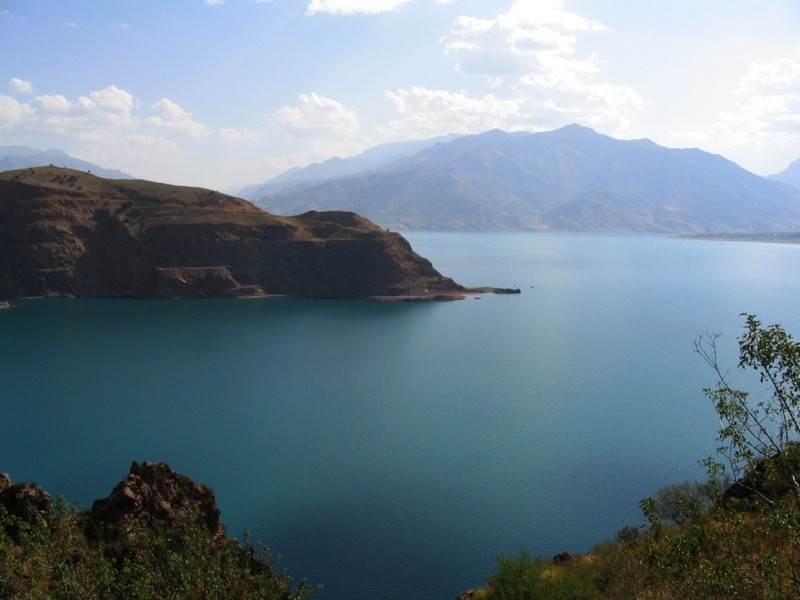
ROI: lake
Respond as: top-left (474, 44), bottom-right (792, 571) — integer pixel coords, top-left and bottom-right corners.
top-left (2, 231), bottom-right (800, 599)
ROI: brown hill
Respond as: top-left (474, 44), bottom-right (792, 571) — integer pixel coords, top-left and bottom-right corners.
top-left (0, 167), bottom-right (492, 300)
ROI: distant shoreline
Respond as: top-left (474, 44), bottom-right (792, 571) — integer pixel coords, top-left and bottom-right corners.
top-left (678, 232), bottom-right (800, 245)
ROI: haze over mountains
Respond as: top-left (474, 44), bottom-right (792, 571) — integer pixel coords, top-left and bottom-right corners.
top-left (769, 158), bottom-right (800, 191)
top-left (238, 133), bottom-right (460, 199)
top-left (249, 125), bottom-right (800, 234)
top-left (0, 146), bottom-right (132, 180)
top-left (4, 127), bottom-right (800, 235)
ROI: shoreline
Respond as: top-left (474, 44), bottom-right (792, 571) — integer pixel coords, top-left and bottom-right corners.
top-left (678, 233), bottom-right (800, 245)
top-left (0, 287), bottom-right (521, 303)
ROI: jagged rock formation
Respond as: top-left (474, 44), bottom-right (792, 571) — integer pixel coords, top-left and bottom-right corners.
top-left (0, 167), bottom-right (506, 300)
top-left (0, 473), bottom-right (53, 521)
top-left (0, 462), bottom-right (224, 542)
top-left (89, 460), bottom-right (224, 542)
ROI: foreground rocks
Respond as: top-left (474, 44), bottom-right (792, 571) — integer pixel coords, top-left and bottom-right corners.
top-left (0, 167), bottom-right (516, 300)
top-left (1, 462), bottom-right (297, 598)
top-left (88, 460), bottom-right (225, 543)
top-left (0, 472), bottom-right (52, 521)
top-left (1, 461), bottom-right (226, 544)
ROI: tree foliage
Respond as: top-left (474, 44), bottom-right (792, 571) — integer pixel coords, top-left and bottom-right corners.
top-left (695, 313), bottom-right (800, 504)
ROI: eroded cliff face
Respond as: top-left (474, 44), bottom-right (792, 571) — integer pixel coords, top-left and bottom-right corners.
top-left (0, 167), bottom-right (465, 300)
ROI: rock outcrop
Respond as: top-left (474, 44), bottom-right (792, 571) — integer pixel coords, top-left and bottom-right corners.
top-left (0, 472), bottom-right (52, 521)
top-left (0, 463), bottom-right (295, 598)
top-left (89, 460), bottom-right (224, 542)
top-left (0, 167), bottom-right (513, 300)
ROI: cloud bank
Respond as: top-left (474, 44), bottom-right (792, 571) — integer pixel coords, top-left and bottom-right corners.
top-left (381, 0), bottom-right (641, 139)
top-left (676, 53), bottom-right (800, 172)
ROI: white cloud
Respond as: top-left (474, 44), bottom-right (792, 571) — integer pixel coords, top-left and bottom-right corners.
top-left (0, 84), bottom-right (217, 150)
top-left (443, 1), bottom-right (603, 81)
top-left (1, 85), bottom-right (139, 140)
top-left (9, 78), bottom-right (34, 95)
top-left (147, 98), bottom-right (210, 138)
top-left (738, 57), bottom-right (800, 97)
top-left (219, 127), bottom-right (255, 144)
top-left (670, 54), bottom-right (800, 173)
top-left (438, 0), bottom-right (640, 132)
top-left (30, 94), bottom-right (72, 114)
top-left (276, 93), bottom-right (360, 138)
top-left (0, 81), bottom-right (263, 188)
top-left (0, 95), bottom-right (34, 128)
top-left (381, 86), bottom-right (523, 138)
top-left (84, 86), bottom-right (136, 114)
top-left (305, 0), bottom-right (413, 16)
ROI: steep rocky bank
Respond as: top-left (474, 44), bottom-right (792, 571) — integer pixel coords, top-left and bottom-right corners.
top-left (0, 167), bottom-right (516, 300)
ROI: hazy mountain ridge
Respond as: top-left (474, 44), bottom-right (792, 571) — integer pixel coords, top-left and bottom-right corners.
top-left (769, 157), bottom-right (800, 191)
top-left (252, 125), bottom-right (800, 233)
top-left (0, 145), bottom-right (133, 179)
top-left (238, 134), bottom-right (461, 200)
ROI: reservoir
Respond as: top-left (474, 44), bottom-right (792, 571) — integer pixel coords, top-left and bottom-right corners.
top-left (2, 232), bottom-right (799, 599)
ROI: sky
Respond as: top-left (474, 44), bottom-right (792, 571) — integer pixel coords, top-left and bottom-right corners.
top-left (2, 0), bottom-right (800, 192)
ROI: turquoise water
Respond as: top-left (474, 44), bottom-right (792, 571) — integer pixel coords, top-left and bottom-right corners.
top-left (2, 232), bottom-right (800, 599)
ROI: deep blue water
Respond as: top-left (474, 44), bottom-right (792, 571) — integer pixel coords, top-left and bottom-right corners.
top-left (2, 232), bottom-right (800, 599)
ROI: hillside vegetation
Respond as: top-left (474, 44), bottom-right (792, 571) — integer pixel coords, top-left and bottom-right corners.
top-left (0, 461), bottom-right (317, 599)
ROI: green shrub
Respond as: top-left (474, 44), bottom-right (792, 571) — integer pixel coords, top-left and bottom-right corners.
top-left (0, 497), bottom-right (317, 599)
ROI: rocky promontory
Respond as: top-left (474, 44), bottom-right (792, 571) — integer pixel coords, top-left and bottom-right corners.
top-left (0, 167), bottom-right (515, 300)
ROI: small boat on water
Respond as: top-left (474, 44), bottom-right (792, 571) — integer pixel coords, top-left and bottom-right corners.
top-left (0, 301), bottom-right (12, 310)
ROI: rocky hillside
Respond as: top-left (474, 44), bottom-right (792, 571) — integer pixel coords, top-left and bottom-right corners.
top-left (0, 167), bottom-right (495, 300)
top-left (0, 461), bottom-right (305, 598)
top-left (254, 125), bottom-right (800, 233)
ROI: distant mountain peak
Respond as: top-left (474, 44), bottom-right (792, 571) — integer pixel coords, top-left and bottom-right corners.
top-left (769, 157), bottom-right (800, 190)
top-left (238, 132), bottom-right (462, 200)
top-left (251, 126), bottom-right (800, 234)
top-left (0, 146), bottom-right (132, 179)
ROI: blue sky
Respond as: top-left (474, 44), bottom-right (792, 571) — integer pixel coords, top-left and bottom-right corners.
top-left (2, 0), bottom-right (800, 191)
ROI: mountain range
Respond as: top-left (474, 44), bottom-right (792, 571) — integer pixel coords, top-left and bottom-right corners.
top-left (0, 145), bottom-right (133, 179)
top-left (238, 133), bottom-right (460, 199)
top-left (249, 125), bottom-right (800, 233)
